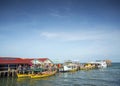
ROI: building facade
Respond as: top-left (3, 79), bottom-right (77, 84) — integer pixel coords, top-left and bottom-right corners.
top-left (0, 57), bottom-right (53, 71)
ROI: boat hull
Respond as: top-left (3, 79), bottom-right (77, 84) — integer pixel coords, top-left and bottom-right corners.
top-left (69, 68), bottom-right (78, 72)
top-left (59, 65), bottom-right (78, 72)
top-left (17, 74), bottom-right (32, 78)
top-left (30, 71), bottom-right (57, 79)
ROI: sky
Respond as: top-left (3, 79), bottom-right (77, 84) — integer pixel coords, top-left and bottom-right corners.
top-left (0, 0), bottom-right (120, 62)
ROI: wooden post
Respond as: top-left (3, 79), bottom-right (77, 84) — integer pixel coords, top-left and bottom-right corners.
top-left (0, 71), bottom-right (1, 77)
top-left (3, 71), bottom-right (5, 77)
top-left (8, 64), bottom-right (10, 77)
top-left (12, 69), bottom-right (14, 77)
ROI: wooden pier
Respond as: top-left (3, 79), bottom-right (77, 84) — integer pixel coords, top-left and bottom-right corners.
top-left (0, 70), bottom-right (17, 77)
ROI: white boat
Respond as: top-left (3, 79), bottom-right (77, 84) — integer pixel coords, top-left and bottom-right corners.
top-left (89, 60), bottom-right (107, 68)
top-left (59, 63), bottom-right (78, 72)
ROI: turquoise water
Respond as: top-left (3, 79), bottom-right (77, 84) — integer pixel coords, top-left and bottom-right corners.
top-left (0, 63), bottom-right (120, 86)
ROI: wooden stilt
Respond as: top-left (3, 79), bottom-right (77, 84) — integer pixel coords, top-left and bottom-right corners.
top-left (0, 71), bottom-right (1, 77)
top-left (7, 71), bottom-right (9, 77)
top-left (3, 72), bottom-right (5, 77)
top-left (12, 69), bottom-right (14, 77)
top-left (8, 64), bottom-right (10, 77)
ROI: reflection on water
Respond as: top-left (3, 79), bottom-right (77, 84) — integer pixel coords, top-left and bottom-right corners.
top-left (0, 64), bottom-right (120, 86)
top-left (16, 77), bottom-right (56, 86)
top-left (0, 77), bottom-right (17, 86)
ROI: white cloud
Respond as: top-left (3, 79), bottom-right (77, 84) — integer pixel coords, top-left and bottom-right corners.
top-left (50, 13), bottom-right (64, 17)
top-left (40, 30), bottom-right (119, 41)
top-left (48, 7), bottom-right (71, 18)
top-left (41, 32), bottom-right (59, 38)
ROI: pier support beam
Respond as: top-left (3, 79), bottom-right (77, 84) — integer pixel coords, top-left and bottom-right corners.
top-left (0, 71), bottom-right (1, 77)
top-left (7, 64), bottom-right (10, 77)
top-left (12, 69), bottom-right (14, 77)
top-left (3, 71), bottom-right (6, 77)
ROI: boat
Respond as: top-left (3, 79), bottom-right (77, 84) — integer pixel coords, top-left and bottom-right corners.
top-left (30, 70), bottom-right (57, 79)
top-left (17, 73), bottom-right (32, 78)
top-left (59, 64), bottom-right (78, 72)
top-left (17, 68), bottom-right (43, 78)
top-left (59, 60), bottom-right (79, 72)
top-left (97, 61), bottom-right (107, 68)
top-left (69, 67), bottom-right (78, 72)
top-left (89, 60), bottom-right (107, 68)
top-left (80, 63), bottom-right (96, 70)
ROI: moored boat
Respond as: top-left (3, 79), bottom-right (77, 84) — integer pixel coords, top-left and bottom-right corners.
top-left (30, 70), bottom-right (57, 79)
top-left (17, 73), bottom-right (32, 78)
top-left (89, 60), bottom-right (107, 68)
top-left (59, 64), bottom-right (78, 72)
top-left (69, 67), bottom-right (78, 72)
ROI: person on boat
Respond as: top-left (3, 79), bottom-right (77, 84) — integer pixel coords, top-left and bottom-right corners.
top-left (53, 64), bottom-right (57, 71)
top-left (57, 64), bottom-right (61, 68)
top-left (22, 66), bottom-right (27, 74)
top-left (47, 63), bottom-right (53, 73)
top-left (30, 65), bottom-right (34, 74)
top-left (48, 65), bottom-right (52, 72)
top-left (45, 64), bottom-right (49, 71)
top-left (17, 65), bottom-right (22, 74)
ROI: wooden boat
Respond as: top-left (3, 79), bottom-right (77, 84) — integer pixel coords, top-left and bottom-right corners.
top-left (30, 70), bottom-right (57, 79)
top-left (17, 73), bottom-right (32, 78)
top-left (17, 68), bottom-right (44, 78)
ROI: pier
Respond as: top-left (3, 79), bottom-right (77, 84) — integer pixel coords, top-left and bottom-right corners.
top-left (0, 57), bottom-right (54, 77)
top-left (0, 70), bottom-right (17, 77)
top-left (0, 57), bottom-right (111, 78)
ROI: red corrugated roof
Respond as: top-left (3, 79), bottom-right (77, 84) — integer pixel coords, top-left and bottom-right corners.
top-left (0, 57), bottom-right (48, 64)
top-left (38, 58), bottom-right (48, 62)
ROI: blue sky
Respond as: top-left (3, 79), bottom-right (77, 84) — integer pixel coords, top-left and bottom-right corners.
top-left (0, 0), bottom-right (120, 62)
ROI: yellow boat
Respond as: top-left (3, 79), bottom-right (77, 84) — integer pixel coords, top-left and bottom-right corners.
top-left (17, 74), bottom-right (32, 78)
top-left (30, 70), bottom-right (57, 79)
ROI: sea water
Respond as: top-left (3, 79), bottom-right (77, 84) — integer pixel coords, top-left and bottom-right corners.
top-left (0, 63), bottom-right (120, 86)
